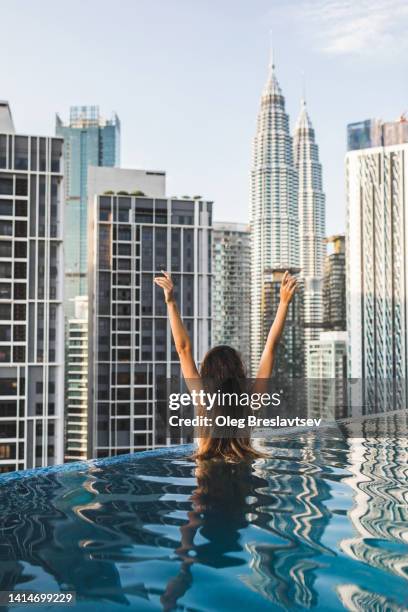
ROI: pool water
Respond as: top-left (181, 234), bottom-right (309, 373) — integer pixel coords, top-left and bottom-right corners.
top-left (1, 416), bottom-right (408, 611)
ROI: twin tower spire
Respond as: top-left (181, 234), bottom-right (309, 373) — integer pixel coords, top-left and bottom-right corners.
top-left (250, 53), bottom-right (326, 370)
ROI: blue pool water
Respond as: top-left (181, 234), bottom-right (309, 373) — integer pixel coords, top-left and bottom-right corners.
top-left (1, 415), bottom-right (408, 611)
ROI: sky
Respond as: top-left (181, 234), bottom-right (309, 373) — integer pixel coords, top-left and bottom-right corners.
top-left (2, 0), bottom-right (407, 234)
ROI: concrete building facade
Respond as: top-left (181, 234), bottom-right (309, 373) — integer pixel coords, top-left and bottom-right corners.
top-left (88, 189), bottom-right (212, 457)
top-left (0, 102), bottom-right (64, 471)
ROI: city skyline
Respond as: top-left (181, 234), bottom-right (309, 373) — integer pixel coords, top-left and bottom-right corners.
top-left (2, 0), bottom-right (407, 236)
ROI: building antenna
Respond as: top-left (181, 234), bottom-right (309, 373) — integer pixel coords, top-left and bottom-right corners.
top-left (301, 70), bottom-right (306, 104)
top-left (269, 29), bottom-right (275, 68)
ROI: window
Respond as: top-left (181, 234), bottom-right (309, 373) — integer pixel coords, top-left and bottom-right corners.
top-left (0, 326), bottom-right (11, 341)
top-left (14, 137), bottom-right (28, 170)
top-left (0, 136), bottom-right (6, 169)
top-left (0, 346), bottom-right (11, 362)
top-left (183, 229), bottom-right (194, 272)
top-left (0, 200), bottom-right (12, 216)
top-left (16, 177), bottom-right (28, 196)
top-left (14, 242), bottom-right (27, 258)
top-left (171, 200), bottom-right (194, 225)
top-left (0, 221), bottom-right (12, 236)
top-left (14, 262), bottom-right (26, 279)
top-left (0, 304), bottom-right (11, 319)
top-left (155, 227), bottom-right (167, 271)
top-left (0, 283), bottom-right (11, 298)
top-left (0, 261), bottom-right (11, 278)
top-left (135, 198), bottom-right (153, 223)
top-left (0, 176), bottom-right (13, 195)
top-left (51, 139), bottom-right (62, 173)
top-left (15, 200), bottom-right (27, 217)
top-left (171, 229), bottom-right (181, 271)
top-left (0, 378), bottom-right (17, 395)
top-left (0, 242), bottom-right (12, 257)
top-left (117, 198), bottom-right (131, 222)
top-left (142, 227), bottom-right (153, 270)
top-left (155, 199), bottom-right (167, 224)
top-left (118, 226), bottom-right (131, 241)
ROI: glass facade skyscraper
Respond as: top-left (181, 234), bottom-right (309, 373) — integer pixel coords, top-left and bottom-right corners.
top-left (55, 106), bottom-right (120, 318)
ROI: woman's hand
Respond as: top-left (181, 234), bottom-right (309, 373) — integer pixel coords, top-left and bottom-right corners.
top-left (154, 271), bottom-right (175, 304)
top-left (280, 271), bottom-right (297, 305)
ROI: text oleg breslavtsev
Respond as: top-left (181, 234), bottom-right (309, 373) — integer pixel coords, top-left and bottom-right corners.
top-left (169, 415), bottom-right (322, 429)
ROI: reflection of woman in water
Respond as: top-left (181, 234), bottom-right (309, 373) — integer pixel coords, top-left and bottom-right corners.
top-left (155, 270), bottom-right (297, 460)
top-left (160, 460), bottom-right (267, 611)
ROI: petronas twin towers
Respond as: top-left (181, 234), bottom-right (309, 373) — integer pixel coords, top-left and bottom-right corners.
top-left (250, 56), bottom-right (326, 372)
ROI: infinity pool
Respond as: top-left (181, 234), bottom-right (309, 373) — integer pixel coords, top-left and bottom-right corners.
top-left (1, 414), bottom-right (407, 611)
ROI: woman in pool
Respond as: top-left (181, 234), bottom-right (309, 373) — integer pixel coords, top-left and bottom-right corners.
top-left (154, 270), bottom-right (297, 461)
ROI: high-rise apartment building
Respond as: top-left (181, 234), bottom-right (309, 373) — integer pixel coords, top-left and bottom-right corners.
top-left (323, 235), bottom-right (346, 331)
top-left (65, 296), bottom-right (88, 462)
top-left (293, 99), bottom-right (326, 364)
top-left (56, 106), bottom-right (120, 317)
top-left (88, 190), bottom-right (212, 457)
top-left (64, 168), bottom-right (166, 461)
top-left (307, 331), bottom-right (347, 419)
top-left (347, 118), bottom-right (408, 412)
top-left (0, 102), bottom-right (64, 472)
top-left (212, 222), bottom-right (250, 368)
top-left (250, 57), bottom-right (299, 373)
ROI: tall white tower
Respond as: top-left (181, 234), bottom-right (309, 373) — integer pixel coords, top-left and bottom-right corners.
top-left (347, 119), bottom-right (408, 413)
top-left (293, 98), bottom-right (326, 358)
top-left (250, 57), bottom-right (299, 372)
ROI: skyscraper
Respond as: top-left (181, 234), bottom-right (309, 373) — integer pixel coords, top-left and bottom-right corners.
top-left (294, 99), bottom-right (326, 279)
top-left (55, 106), bottom-right (120, 317)
top-left (0, 102), bottom-right (64, 472)
top-left (347, 117), bottom-right (408, 412)
top-left (250, 57), bottom-right (298, 373)
top-left (293, 98), bottom-right (326, 365)
top-left (212, 222), bottom-right (250, 368)
top-left (307, 331), bottom-right (347, 419)
top-left (323, 235), bottom-right (346, 331)
top-left (88, 186), bottom-right (212, 457)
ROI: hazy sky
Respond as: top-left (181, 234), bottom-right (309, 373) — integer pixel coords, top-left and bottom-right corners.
top-left (2, 0), bottom-right (407, 234)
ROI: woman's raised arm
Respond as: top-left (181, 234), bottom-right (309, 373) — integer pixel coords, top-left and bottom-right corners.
top-left (154, 271), bottom-right (200, 384)
top-left (256, 271), bottom-right (297, 380)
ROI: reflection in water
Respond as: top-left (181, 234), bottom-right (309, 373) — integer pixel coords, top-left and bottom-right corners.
top-left (0, 414), bottom-right (407, 610)
top-left (241, 437), bottom-right (333, 609)
top-left (337, 583), bottom-right (406, 612)
top-left (340, 437), bottom-right (408, 578)
top-left (161, 460), bottom-right (264, 611)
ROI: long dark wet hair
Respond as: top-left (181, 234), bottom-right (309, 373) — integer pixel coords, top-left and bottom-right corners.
top-left (194, 345), bottom-right (263, 462)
